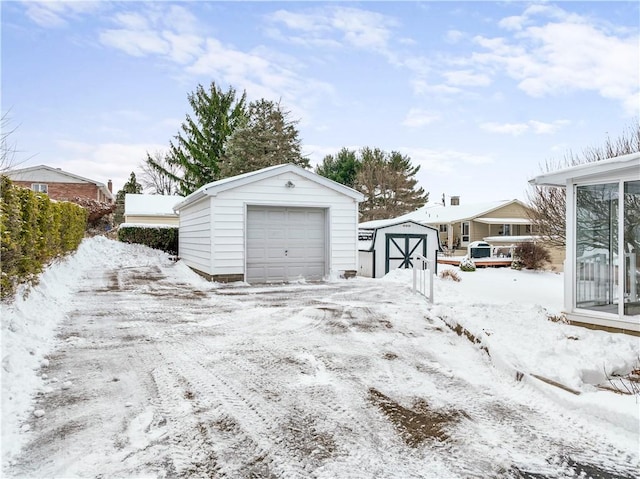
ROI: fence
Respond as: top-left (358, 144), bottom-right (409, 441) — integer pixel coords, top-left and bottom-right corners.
top-left (412, 254), bottom-right (434, 303)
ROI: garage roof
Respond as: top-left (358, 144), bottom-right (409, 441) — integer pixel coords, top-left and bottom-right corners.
top-left (174, 163), bottom-right (364, 210)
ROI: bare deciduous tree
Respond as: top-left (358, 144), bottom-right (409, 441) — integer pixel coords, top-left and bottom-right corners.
top-left (527, 122), bottom-right (640, 248)
top-left (1, 110), bottom-right (25, 173)
top-left (140, 150), bottom-right (181, 195)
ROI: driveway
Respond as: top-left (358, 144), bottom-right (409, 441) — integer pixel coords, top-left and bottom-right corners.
top-left (6, 260), bottom-right (638, 478)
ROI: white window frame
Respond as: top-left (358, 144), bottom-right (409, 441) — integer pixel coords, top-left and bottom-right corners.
top-left (31, 183), bottom-right (48, 193)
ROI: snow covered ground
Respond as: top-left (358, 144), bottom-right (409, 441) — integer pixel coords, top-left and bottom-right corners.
top-left (1, 236), bottom-right (638, 478)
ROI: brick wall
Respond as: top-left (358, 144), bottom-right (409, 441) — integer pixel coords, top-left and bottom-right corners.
top-left (12, 181), bottom-right (109, 202)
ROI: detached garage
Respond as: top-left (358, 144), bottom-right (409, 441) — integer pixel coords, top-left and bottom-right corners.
top-left (358, 219), bottom-right (441, 278)
top-left (173, 164), bottom-right (364, 283)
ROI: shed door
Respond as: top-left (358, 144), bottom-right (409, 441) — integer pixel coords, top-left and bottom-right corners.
top-left (246, 206), bottom-right (326, 283)
top-left (385, 234), bottom-right (427, 274)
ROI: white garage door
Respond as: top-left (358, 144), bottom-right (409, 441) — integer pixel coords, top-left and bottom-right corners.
top-left (246, 206), bottom-right (327, 283)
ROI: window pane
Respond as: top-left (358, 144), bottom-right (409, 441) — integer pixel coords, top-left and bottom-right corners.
top-left (575, 183), bottom-right (618, 313)
top-left (624, 180), bottom-right (640, 316)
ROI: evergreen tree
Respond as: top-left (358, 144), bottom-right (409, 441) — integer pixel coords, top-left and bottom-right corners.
top-left (220, 99), bottom-right (308, 177)
top-left (318, 147), bottom-right (428, 221)
top-left (315, 147), bottom-right (359, 188)
top-left (114, 172), bottom-right (142, 225)
top-left (148, 82), bottom-right (247, 195)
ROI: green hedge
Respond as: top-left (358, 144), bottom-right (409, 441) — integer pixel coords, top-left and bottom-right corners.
top-left (117, 225), bottom-right (178, 256)
top-left (1, 176), bottom-right (88, 299)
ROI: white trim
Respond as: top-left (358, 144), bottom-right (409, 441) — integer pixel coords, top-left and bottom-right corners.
top-left (530, 152), bottom-right (640, 187)
top-left (175, 164), bottom-right (364, 210)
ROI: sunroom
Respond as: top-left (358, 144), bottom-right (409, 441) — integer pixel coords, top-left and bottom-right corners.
top-left (531, 152), bottom-right (640, 334)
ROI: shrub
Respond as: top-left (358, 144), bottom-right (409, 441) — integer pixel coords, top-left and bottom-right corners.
top-left (1, 176), bottom-right (87, 300)
top-left (514, 242), bottom-right (551, 270)
top-left (459, 257), bottom-right (476, 272)
top-left (439, 269), bottom-right (461, 282)
top-left (118, 225), bottom-right (178, 255)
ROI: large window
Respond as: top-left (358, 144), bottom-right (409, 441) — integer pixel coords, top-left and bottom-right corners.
top-left (624, 180), bottom-right (640, 316)
top-left (575, 183), bottom-right (618, 313)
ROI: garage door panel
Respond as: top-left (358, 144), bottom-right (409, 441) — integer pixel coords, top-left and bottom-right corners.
top-left (247, 206), bottom-right (326, 283)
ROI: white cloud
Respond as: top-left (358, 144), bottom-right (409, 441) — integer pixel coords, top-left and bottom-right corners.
top-left (443, 70), bottom-right (491, 87)
top-left (399, 147), bottom-right (494, 174)
top-left (23, 1), bottom-right (104, 28)
top-left (55, 140), bottom-right (167, 192)
top-left (266, 6), bottom-right (397, 55)
top-left (100, 29), bottom-right (170, 57)
top-left (402, 108), bottom-right (440, 128)
top-left (445, 29), bottom-right (464, 44)
top-left (480, 122), bottom-right (529, 136)
top-left (480, 119), bottom-right (570, 136)
top-left (471, 6), bottom-right (639, 115)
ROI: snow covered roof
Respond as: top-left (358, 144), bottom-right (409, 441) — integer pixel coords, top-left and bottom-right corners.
top-left (174, 164), bottom-right (364, 210)
top-left (358, 218), bottom-right (437, 230)
top-left (368, 199), bottom-right (527, 225)
top-left (124, 194), bottom-right (183, 216)
top-left (530, 152), bottom-right (640, 187)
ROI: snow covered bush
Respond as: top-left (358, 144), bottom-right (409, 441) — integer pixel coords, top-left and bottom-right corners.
top-left (439, 269), bottom-right (461, 282)
top-left (459, 257), bottom-right (476, 272)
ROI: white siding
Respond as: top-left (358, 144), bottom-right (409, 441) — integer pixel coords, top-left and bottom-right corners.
top-left (358, 251), bottom-right (374, 277)
top-left (211, 171), bottom-right (359, 278)
top-left (370, 222), bottom-right (439, 279)
top-left (178, 197), bottom-right (213, 275)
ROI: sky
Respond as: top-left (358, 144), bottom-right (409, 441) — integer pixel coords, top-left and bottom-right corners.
top-left (2, 0), bottom-right (639, 203)
top-left (2, 235), bottom-right (638, 476)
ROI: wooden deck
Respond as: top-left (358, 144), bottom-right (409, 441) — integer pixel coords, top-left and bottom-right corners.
top-left (437, 256), bottom-right (513, 268)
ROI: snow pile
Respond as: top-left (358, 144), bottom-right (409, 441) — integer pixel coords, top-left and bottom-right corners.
top-left (383, 265), bottom-right (640, 434)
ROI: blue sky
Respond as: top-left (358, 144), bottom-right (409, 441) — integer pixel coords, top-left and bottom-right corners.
top-left (2, 1), bottom-right (638, 203)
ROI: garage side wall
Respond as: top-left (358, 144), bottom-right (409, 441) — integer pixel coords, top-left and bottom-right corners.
top-left (211, 172), bottom-right (359, 280)
top-left (178, 197), bottom-right (213, 276)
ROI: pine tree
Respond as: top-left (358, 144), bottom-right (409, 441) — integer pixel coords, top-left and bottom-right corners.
top-left (148, 82), bottom-right (247, 195)
top-left (315, 147), bottom-right (359, 188)
top-left (114, 172), bottom-right (142, 225)
top-left (220, 99), bottom-right (308, 177)
top-left (315, 146), bottom-right (428, 221)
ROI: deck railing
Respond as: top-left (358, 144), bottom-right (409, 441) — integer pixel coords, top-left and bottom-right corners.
top-left (412, 254), bottom-right (434, 303)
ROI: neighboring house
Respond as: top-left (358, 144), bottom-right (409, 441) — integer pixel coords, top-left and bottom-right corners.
top-left (4, 164), bottom-right (114, 203)
top-left (358, 219), bottom-right (440, 278)
top-left (531, 151), bottom-right (640, 335)
top-left (123, 194), bottom-right (183, 226)
top-left (383, 198), bottom-right (535, 249)
top-left (173, 164), bottom-right (364, 283)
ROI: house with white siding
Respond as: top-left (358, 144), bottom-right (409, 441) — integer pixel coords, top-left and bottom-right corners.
top-left (173, 164), bottom-right (364, 283)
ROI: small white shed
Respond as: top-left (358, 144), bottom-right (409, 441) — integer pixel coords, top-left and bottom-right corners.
top-left (173, 164), bottom-right (364, 283)
top-left (358, 219), bottom-right (441, 278)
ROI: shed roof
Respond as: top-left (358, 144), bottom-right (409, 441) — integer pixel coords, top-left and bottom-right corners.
top-left (358, 218), bottom-right (438, 231)
top-left (174, 164), bottom-right (364, 210)
top-left (125, 194), bottom-right (183, 216)
top-left (530, 152), bottom-right (640, 187)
